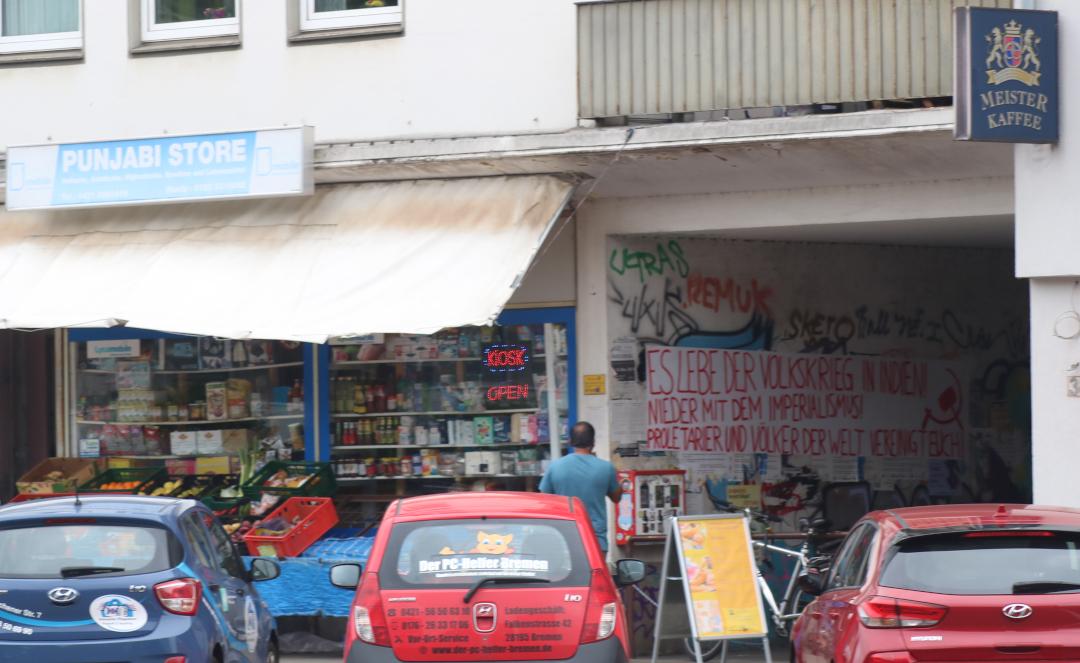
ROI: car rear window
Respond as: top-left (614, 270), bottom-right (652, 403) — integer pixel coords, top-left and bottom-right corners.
top-left (880, 531), bottom-right (1080, 595)
top-left (380, 518), bottom-right (590, 589)
top-left (0, 523), bottom-right (181, 579)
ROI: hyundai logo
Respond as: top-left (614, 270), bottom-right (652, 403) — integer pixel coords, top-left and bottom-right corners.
top-left (1003, 603), bottom-right (1033, 620)
top-left (47, 587), bottom-right (79, 605)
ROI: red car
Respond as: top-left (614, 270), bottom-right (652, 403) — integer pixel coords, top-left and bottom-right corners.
top-left (329, 492), bottom-right (645, 663)
top-left (792, 504), bottom-right (1080, 663)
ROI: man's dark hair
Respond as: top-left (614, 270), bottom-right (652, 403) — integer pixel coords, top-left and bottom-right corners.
top-left (570, 421), bottom-right (595, 449)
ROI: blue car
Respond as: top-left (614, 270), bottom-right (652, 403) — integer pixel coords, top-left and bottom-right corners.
top-left (0, 495), bottom-right (281, 663)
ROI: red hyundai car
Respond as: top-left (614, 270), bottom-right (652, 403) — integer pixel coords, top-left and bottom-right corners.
top-left (329, 492), bottom-right (645, 663)
top-left (792, 504), bottom-right (1080, 663)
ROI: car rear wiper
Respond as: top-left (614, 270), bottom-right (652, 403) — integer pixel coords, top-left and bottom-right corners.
top-left (1012, 580), bottom-right (1080, 594)
top-left (60, 566), bottom-right (125, 578)
top-left (463, 576), bottom-right (551, 603)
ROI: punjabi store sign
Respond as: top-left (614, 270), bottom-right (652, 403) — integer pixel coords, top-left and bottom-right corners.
top-left (5, 126), bottom-right (314, 210)
top-left (955, 7), bottom-right (1058, 143)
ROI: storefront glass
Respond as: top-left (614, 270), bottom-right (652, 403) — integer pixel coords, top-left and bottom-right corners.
top-left (69, 330), bottom-right (309, 464)
top-left (326, 318), bottom-right (573, 524)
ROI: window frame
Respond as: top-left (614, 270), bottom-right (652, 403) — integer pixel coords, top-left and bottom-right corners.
top-left (825, 523), bottom-right (877, 591)
top-left (141, 0), bottom-right (240, 42)
top-left (298, 0), bottom-right (401, 32)
top-left (0, 0), bottom-right (83, 55)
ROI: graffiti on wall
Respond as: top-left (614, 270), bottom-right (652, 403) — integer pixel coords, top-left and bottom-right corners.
top-left (606, 237), bottom-right (1032, 524)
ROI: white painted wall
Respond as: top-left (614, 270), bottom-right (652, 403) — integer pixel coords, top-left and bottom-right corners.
top-left (1015, 1), bottom-right (1080, 506)
top-left (1016, 0), bottom-right (1079, 278)
top-left (0, 0), bottom-right (579, 149)
top-left (1027, 278), bottom-right (1080, 506)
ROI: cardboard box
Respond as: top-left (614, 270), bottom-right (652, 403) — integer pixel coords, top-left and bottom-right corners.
top-left (170, 431), bottom-right (198, 456)
top-left (196, 430), bottom-right (225, 455)
top-left (226, 379), bottom-right (252, 419)
top-left (205, 382), bottom-right (228, 421)
top-left (465, 451), bottom-right (501, 476)
top-left (223, 429), bottom-right (251, 454)
top-left (195, 455), bottom-right (233, 475)
top-left (16, 458), bottom-right (99, 494)
top-left (166, 458), bottom-right (197, 475)
top-left (473, 416), bottom-right (494, 445)
top-left (163, 339), bottom-right (200, 371)
top-left (199, 338), bottom-right (229, 370)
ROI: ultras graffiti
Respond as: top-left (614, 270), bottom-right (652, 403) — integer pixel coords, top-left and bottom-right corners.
top-left (609, 240), bottom-right (690, 283)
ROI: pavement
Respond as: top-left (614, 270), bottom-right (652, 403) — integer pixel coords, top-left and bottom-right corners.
top-left (282, 641), bottom-right (780, 663)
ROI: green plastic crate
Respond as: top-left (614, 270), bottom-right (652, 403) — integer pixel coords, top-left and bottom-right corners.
top-left (242, 461), bottom-right (336, 498)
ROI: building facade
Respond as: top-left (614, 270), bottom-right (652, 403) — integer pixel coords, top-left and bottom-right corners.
top-left (0, 0), bottom-right (1049, 643)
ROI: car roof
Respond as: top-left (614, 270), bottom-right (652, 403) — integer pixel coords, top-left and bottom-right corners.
top-left (391, 491), bottom-right (580, 522)
top-left (0, 495), bottom-right (199, 523)
top-left (870, 503), bottom-right (1080, 539)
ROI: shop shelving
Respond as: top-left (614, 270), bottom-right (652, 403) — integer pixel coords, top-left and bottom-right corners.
top-left (330, 407), bottom-right (539, 419)
top-left (77, 414), bottom-right (304, 426)
top-left (79, 361), bottom-right (304, 375)
top-left (330, 442), bottom-right (540, 452)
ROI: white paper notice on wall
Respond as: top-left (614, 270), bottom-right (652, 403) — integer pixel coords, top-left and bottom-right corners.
top-left (731, 453), bottom-right (756, 481)
top-left (610, 400), bottom-right (647, 444)
top-left (830, 456), bottom-right (861, 482)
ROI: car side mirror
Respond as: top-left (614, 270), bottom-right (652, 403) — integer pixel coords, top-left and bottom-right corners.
top-left (330, 563), bottom-right (363, 589)
top-left (249, 558), bottom-right (281, 582)
top-left (796, 570), bottom-right (825, 596)
top-left (614, 559), bottom-right (647, 586)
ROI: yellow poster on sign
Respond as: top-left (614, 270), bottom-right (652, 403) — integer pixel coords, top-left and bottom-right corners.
top-left (675, 516), bottom-right (766, 639)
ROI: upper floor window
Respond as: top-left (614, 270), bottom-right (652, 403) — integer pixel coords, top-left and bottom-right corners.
top-left (0, 0), bottom-right (81, 54)
top-left (142, 0), bottom-right (239, 42)
top-left (299, 0), bottom-right (401, 32)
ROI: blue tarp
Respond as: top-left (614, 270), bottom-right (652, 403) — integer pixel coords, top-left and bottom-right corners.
top-left (244, 531), bottom-right (375, 618)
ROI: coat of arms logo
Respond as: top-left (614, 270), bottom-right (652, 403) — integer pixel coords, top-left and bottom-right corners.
top-left (985, 19), bottom-right (1041, 86)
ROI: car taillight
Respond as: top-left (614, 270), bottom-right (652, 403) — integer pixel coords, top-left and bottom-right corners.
top-left (164, 657), bottom-right (187, 663)
top-left (352, 573), bottom-right (390, 647)
top-left (154, 578), bottom-right (201, 616)
top-left (866, 653), bottom-right (914, 663)
top-left (858, 596), bottom-right (947, 628)
top-left (581, 568), bottom-right (618, 643)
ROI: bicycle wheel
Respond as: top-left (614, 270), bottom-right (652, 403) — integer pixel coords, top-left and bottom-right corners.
top-left (683, 637), bottom-right (724, 662)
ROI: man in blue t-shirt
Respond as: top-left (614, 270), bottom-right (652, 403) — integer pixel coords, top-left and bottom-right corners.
top-left (539, 421), bottom-right (623, 553)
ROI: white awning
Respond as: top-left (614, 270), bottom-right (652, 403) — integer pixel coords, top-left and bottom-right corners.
top-left (0, 175), bottom-right (574, 342)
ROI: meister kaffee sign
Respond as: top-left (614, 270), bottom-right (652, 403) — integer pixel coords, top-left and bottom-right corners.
top-left (954, 7), bottom-right (1058, 143)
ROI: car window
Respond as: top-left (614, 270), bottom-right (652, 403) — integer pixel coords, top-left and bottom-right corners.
top-left (880, 531), bottom-right (1080, 595)
top-left (199, 512), bottom-right (245, 579)
top-left (179, 513), bottom-right (215, 570)
top-left (827, 524), bottom-right (874, 590)
top-left (0, 523), bottom-right (179, 579)
top-left (379, 518), bottom-right (589, 589)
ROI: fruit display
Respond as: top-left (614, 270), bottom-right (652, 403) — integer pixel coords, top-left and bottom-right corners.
top-left (250, 493), bottom-right (282, 518)
top-left (138, 475), bottom-right (224, 499)
top-left (263, 469), bottom-right (311, 490)
top-left (97, 481), bottom-right (142, 491)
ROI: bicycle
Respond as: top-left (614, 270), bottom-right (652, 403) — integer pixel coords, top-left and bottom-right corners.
top-left (677, 502), bottom-right (835, 661)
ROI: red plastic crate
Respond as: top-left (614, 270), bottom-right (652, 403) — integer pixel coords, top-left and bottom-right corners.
top-left (243, 497), bottom-right (339, 558)
top-left (8, 492), bottom-right (76, 503)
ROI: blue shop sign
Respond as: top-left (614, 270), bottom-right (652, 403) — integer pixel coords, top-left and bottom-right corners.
top-left (955, 7), bottom-right (1057, 143)
top-left (6, 126), bottom-right (313, 211)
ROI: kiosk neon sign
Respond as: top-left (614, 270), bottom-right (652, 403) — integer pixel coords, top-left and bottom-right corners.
top-left (484, 343), bottom-right (531, 401)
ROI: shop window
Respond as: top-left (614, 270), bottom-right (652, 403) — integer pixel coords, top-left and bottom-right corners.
top-left (141, 0), bottom-right (239, 42)
top-left (329, 323), bottom-right (571, 522)
top-left (296, 0), bottom-right (402, 36)
top-left (71, 335), bottom-right (307, 465)
top-left (0, 0), bottom-right (82, 55)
